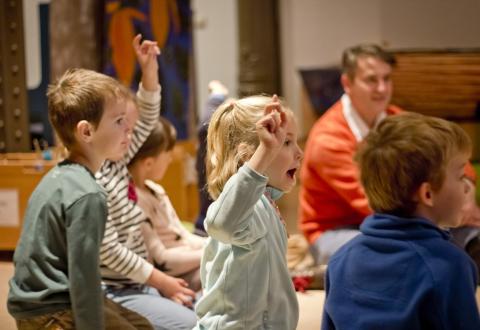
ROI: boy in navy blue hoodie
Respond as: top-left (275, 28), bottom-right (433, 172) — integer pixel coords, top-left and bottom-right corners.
top-left (322, 112), bottom-right (480, 330)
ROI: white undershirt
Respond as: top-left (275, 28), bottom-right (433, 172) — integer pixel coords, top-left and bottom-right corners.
top-left (341, 94), bottom-right (387, 142)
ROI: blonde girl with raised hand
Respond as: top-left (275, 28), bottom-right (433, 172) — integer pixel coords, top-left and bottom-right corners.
top-left (194, 95), bottom-right (302, 330)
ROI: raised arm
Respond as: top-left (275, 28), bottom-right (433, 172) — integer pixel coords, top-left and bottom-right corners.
top-left (132, 34), bottom-right (160, 92)
top-left (249, 95), bottom-right (287, 175)
top-left (123, 35), bottom-right (161, 165)
top-left (206, 96), bottom-right (287, 245)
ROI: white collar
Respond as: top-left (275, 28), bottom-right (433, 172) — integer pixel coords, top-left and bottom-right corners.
top-left (341, 94), bottom-right (387, 142)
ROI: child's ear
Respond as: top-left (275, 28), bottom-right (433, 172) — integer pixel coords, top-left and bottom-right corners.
top-left (416, 182), bottom-right (434, 207)
top-left (143, 157), bottom-right (155, 170)
top-left (76, 120), bottom-right (93, 143)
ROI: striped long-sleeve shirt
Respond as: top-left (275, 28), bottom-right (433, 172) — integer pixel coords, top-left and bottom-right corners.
top-left (96, 84), bottom-right (160, 287)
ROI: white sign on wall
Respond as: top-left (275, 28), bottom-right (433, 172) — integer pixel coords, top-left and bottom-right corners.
top-left (0, 189), bottom-right (20, 227)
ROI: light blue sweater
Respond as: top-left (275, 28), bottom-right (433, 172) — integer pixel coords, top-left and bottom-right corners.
top-left (194, 165), bottom-right (299, 330)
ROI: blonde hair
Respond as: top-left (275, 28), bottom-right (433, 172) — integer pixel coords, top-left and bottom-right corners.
top-left (206, 95), bottom-right (291, 200)
top-left (47, 68), bottom-right (132, 149)
top-left (355, 112), bottom-right (471, 217)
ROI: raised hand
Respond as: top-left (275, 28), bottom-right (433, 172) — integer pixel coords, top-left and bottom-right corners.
top-left (256, 95), bottom-right (287, 151)
top-left (132, 34), bottom-right (160, 91)
top-left (247, 95), bottom-right (288, 175)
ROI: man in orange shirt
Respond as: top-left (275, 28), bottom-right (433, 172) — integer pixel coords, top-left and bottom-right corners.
top-left (299, 44), bottom-right (480, 267)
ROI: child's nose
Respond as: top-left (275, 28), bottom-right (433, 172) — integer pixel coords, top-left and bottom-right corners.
top-left (464, 178), bottom-right (472, 194)
top-left (296, 145), bottom-right (304, 160)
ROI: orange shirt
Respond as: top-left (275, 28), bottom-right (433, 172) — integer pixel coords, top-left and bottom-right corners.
top-left (299, 100), bottom-right (402, 244)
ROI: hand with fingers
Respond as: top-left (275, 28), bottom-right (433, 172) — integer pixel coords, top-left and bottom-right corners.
top-left (157, 274), bottom-right (196, 308)
top-left (256, 94), bottom-right (287, 151)
top-left (248, 94), bottom-right (288, 175)
top-left (132, 34), bottom-right (160, 91)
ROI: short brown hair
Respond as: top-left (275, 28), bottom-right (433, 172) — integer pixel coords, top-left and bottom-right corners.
top-left (129, 117), bottom-right (177, 165)
top-left (342, 44), bottom-right (396, 79)
top-left (47, 68), bottom-right (132, 149)
top-left (355, 112), bottom-right (471, 217)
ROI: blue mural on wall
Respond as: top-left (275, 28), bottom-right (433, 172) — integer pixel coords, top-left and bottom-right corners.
top-left (103, 0), bottom-right (192, 140)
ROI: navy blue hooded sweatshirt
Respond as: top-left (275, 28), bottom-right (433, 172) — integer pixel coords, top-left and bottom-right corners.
top-left (322, 213), bottom-right (480, 330)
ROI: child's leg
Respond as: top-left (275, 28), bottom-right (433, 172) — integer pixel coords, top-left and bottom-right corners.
top-left (105, 285), bottom-right (197, 330)
top-left (16, 310), bottom-right (74, 330)
top-left (104, 297), bottom-right (153, 330)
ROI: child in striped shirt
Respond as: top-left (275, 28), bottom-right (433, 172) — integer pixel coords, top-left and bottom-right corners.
top-left (96, 35), bottom-right (196, 330)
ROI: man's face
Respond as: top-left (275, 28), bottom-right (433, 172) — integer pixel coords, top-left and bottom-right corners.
top-left (342, 56), bottom-right (393, 127)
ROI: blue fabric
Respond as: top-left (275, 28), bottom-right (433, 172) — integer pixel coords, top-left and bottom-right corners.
top-left (310, 229), bottom-right (360, 265)
top-left (265, 185), bottom-right (284, 200)
top-left (104, 285), bottom-right (196, 330)
top-left (322, 213), bottom-right (480, 330)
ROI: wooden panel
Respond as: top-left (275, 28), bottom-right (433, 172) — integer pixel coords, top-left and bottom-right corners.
top-left (157, 140), bottom-right (199, 222)
top-left (237, 0), bottom-right (281, 96)
top-left (391, 51), bottom-right (480, 119)
top-left (391, 51), bottom-right (480, 160)
top-left (0, 141), bottom-right (200, 250)
top-left (0, 160), bottom-right (55, 250)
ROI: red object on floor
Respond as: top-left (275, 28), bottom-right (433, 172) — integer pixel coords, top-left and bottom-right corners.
top-left (292, 275), bottom-right (313, 292)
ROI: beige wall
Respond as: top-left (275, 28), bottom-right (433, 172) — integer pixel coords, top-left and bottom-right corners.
top-left (380, 0), bottom-right (480, 49)
top-left (280, 0), bottom-right (382, 138)
top-left (194, 0), bottom-right (480, 135)
top-left (192, 0), bottom-right (238, 120)
top-left (280, 0), bottom-right (480, 134)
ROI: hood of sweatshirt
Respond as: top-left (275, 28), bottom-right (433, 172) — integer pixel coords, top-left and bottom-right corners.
top-left (360, 213), bottom-right (451, 241)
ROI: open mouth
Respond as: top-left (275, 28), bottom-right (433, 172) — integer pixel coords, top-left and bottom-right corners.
top-left (287, 168), bottom-right (297, 179)
top-left (372, 96), bottom-right (387, 102)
